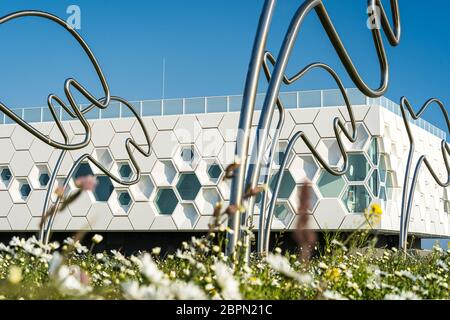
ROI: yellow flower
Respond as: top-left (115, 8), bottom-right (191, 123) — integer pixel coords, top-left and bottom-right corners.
top-left (325, 267), bottom-right (341, 283)
top-left (365, 204), bottom-right (383, 224)
top-left (8, 266), bottom-right (22, 284)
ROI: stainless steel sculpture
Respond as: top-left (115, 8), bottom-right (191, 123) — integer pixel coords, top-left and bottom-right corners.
top-left (398, 97), bottom-right (450, 251)
top-left (227, 0), bottom-right (401, 256)
top-left (0, 11), bottom-right (151, 244)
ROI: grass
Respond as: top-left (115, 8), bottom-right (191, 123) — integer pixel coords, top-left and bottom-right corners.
top-left (0, 228), bottom-right (448, 300)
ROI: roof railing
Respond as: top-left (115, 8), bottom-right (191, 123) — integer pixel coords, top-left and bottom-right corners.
top-left (1, 88), bottom-right (446, 140)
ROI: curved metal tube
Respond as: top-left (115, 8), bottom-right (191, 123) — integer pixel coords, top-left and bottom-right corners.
top-left (398, 97), bottom-right (450, 250)
top-left (229, 0), bottom-right (401, 256)
top-left (41, 96), bottom-right (152, 244)
top-left (0, 10), bottom-right (151, 244)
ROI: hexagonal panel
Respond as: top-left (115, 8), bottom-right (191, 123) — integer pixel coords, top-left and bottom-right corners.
top-left (91, 148), bottom-right (114, 174)
top-left (272, 201), bottom-right (295, 229)
top-left (341, 185), bottom-right (372, 213)
top-left (0, 139), bottom-right (14, 164)
top-left (172, 203), bottom-right (200, 229)
top-left (316, 139), bottom-right (344, 168)
top-left (10, 151), bottom-right (34, 177)
top-left (290, 124), bottom-right (321, 154)
top-left (26, 189), bottom-right (47, 217)
top-left (269, 170), bottom-right (296, 200)
top-left (8, 204), bottom-right (32, 230)
top-left (289, 184), bottom-right (319, 213)
top-left (314, 199), bottom-right (347, 229)
top-left (151, 160), bottom-right (177, 186)
top-left (379, 154), bottom-right (388, 182)
top-left (67, 190), bottom-right (94, 217)
top-left (155, 188), bottom-right (179, 215)
top-left (93, 176), bottom-right (114, 202)
top-left (195, 187), bottom-right (222, 216)
top-left (29, 164), bottom-right (51, 189)
top-left (176, 173), bottom-right (201, 201)
top-left (173, 145), bottom-right (200, 172)
top-left (196, 128), bottom-right (224, 157)
top-left (153, 131), bottom-right (179, 158)
top-left (174, 115), bottom-right (202, 144)
top-left (288, 155), bottom-right (319, 183)
top-left (0, 166), bottom-right (12, 189)
top-left (130, 118), bottom-right (157, 146)
top-left (109, 132), bottom-right (133, 160)
top-left (317, 171), bottom-right (346, 198)
top-left (130, 175), bottom-right (154, 201)
top-left (10, 178), bottom-right (32, 203)
top-left (87, 202), bottom-right (113, 230)
top-left (218, 113), bottom-right (239, 142)
top-left (11, 126), bottom-right (34, 150)
top-left (345, 154), bottom-right (371, 182)
top-left (0, 191), bottom-right (13, 217)
top-left (108, 189), bottom-right (133, 216)
top-left (29, 139), bottom-right (54, 163)
top-left (91, 121), bottom-right (115, 147)
top-left (128, 202), bottom-right (156, 230)
top-left (344, 123), bottom-right (370, 150)
top-left (314, 109), bottom-right (345, 138)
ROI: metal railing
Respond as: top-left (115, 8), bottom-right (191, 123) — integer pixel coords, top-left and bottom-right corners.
top-left (1, 88), bottom-right (446, 139)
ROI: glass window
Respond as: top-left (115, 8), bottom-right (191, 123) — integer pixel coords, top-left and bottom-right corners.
top-left (0, 167), bottom-right (12, 185)
top-left (176, 173), bottom-right (201, 201)
top-left (74, 163), bottom-right (93, 179)
top-left (119, 163), bottom-right (133, 179)
top-left (368, 138), bottom-right (379, 165)
top-left (269, 170), bottom-right (296, 199)
top-left (342, 185), bottom-right (372, 213)
top-left (20, 183), bottom-right (31, 199)
top-left (207, 164), bottom-right (222, 180)
top-left (39, 173), bottom-right (50, 187)
top-left (369, 169), bottom-right (379, 197)
top-left (345, 154), bottom-right (371, 182)
top-left (155, 188), bottom-right (178, 214)
top-left (317, 171), bottom-right (346, 198)
top-left (379, 155), bottom-right (388, 183)
top-left (118, 191), bottom-right (132, 207)
top-left (93, 176), bottom-right (114, 202)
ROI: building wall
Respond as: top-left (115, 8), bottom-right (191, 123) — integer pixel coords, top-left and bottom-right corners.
top-left (0, 103), bottom-right (448, 238)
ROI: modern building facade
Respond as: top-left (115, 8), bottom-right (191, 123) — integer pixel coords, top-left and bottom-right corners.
top-left (0, 88), bottom-right (448, 240)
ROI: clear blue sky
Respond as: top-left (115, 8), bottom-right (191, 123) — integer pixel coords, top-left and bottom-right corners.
top-left (0, 0), bottom-right (449, 248)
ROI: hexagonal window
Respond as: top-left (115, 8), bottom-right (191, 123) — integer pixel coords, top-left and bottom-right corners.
top-left (174, 145), bottom-right (200, 172)
top-left (368, 169), bottom-right (379, 197)
top-left (289, 155), bottom-right (319, 183)
top-left (341, 185), bottom-right (372, 213)
top-left (317, 171), bottom-right (346, 198)
top-left (151, 160), bottom-right (177, 186)
top-left (368, 137), bottom-right (379, 165)
top-left (20, 182), bottom-right (31, 200)
top-left (119, 163), bottom-right (133, 180)
top-left (269, 170), bottom-right (296, 200)
top-left (380, 186), bottom-right (387, 202)
top-left (346, 123), bottom-right (369, 150)
top-left (0, 166), bottom-right (12, 189)
top-left (39, 172), bottom-right (50, 187)
top-left (74, 163), bottom-right (94, 179)
top-left (345, 154), bottom-right (371, 182)
top-left (386, 171), bottom-right (395, 200)
top-left (289, 184), bottom-right (319, 213)
top-left (92, 148), bottom-right (114, 173)
top-left (172, 203), bottom-right (200, 229)
top-left (273, 202), bottom-right (294, 227)
top-left (130, 175), bottom-right (154, 201)
top-left (176, 173), bottom-right (201, 201)
top-left (275, 141), bottom-right (288, 166)
top-left (195, 187), bottom-right (222, 215)
top-left (93, 176), bottom-right (114, 202)
top-left (29, 165), bottom-right (51, 190)
top-left (379, 154), bottom-right (388, 182)
top-left (155, 188), bottom-right (178, 215)
top-left (118, 191), bottom-right (132, 210)
top-left (207, 163), bottom-right (222, 180)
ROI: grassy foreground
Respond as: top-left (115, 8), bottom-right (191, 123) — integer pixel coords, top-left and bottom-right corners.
top-left (0, 229), bottom-right (449, 300)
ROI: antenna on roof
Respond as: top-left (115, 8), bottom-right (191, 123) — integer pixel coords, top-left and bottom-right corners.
top-left (162, 57), bottom-right (166, 100)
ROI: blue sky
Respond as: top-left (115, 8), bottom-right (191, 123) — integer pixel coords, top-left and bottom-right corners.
top-left (0, 0), bottom-right (449, 249)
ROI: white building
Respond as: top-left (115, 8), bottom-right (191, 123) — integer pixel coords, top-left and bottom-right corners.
top-left (0, 88), bottom-right (448, 241)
